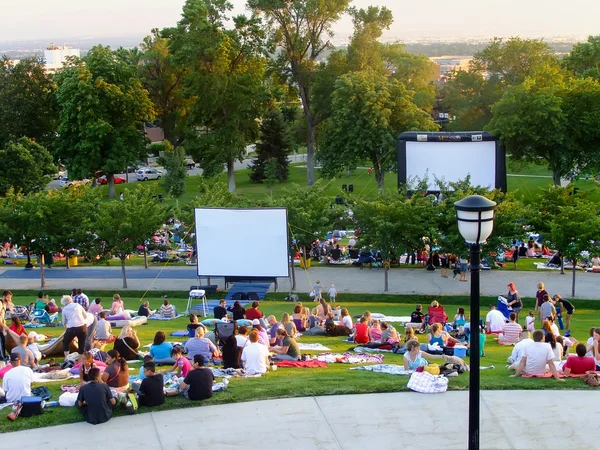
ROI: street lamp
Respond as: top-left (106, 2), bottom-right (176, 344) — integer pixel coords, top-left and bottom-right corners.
top-left (454, 195), bottom-right (497, 450)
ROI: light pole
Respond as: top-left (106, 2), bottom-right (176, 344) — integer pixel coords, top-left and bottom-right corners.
top-left (454, 195), bottom-right (496, 450)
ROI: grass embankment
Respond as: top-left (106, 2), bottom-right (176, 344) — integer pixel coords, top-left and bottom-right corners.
top-left (1, 291), bottom-right (598, 433)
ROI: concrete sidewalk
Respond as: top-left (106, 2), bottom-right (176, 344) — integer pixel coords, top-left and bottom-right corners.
top-left (0, 391), bottom-right (594, 449)
top-left (0, 265), bottom-right (598, 299)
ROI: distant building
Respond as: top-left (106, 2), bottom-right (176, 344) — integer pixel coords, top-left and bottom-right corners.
top-left (44, 44), bottom-right (80, 72)
top-left (144, 126), bottom-right (165, 143)
top-left (430, 56), bottom-right (472, 77)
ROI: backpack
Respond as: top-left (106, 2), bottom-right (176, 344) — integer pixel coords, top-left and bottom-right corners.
top-left (585, 372), bottom-right (600, 387)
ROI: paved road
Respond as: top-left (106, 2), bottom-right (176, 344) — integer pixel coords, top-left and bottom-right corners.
top-left (1, 391), bottom-right (594, 449)
top-left (0, 265), bottom-right (597, 299)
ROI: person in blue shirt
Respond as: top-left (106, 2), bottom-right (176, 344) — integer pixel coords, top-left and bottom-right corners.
top-left (149, 331), bottom-right (174, 365)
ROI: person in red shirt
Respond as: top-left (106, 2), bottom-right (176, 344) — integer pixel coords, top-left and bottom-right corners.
top-left (244, 302), bottom-right (263, 321)
top-left (354, 316), bottom-right (370, 344)
top-left (562, 343), bottom-right (596, 376)
top-left (9, 316), bottom-right (26, 336)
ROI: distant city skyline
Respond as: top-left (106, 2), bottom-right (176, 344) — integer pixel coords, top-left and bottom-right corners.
top-left (1, 0), bottom-right (598, 42)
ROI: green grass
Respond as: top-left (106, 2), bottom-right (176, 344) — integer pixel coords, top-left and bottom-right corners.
top-left (2, 291), bottom-right (599, 433)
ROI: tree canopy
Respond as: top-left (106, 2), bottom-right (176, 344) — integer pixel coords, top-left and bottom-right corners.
top-left (0, 138), bottom-right (56, 196)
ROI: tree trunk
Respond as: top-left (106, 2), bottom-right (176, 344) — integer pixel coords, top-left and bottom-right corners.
top-left (560, 256), bottom-right (564, 275)
top-left (121, 257), bottom-right (128, 289)
top-left (40, 253), bottom-right (46, 288)
top-left (552, 170), bottom-right (561, 187)
top-left (65, 250), bottom-right (70, 269)
top-left (571, 258), bottom-right (576, 298)
top-left (290, 253), bottom-right (296, 291)
top-left (25, 250), bottom-right (33, 269)
top-left (384, 262), bottom-right (389, 292)
top-left (143, 246), bottom-right (148, 269)
top-left (298, 83), bottom-right (315, 186)
top-left (227, 159), bottom-right (235, 193)
top-left (373, 157), bottom-right (385, 192)
top-left (108, 173), bottom-right (116, 198)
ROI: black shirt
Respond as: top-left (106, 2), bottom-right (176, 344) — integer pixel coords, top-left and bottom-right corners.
top-left (138, 305), bottom-right (150, 317)
top-left (113, 337), bottom-right (139, 361)
top-left (411, 311), bottom-right (424, 323)
top-left (214, 305), bottom-right (227, 320)
top-left (139, 374), bottom-right (165, 407)
top-left (183, 368), bottom-right (214, 401)
top-left (560, 300), bottom-right (574, 314)
top-left (77, 381), bottom-right (114, 425)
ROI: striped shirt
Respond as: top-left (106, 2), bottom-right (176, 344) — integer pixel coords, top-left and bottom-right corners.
top-left (502, 322), bottom-right (522, 343)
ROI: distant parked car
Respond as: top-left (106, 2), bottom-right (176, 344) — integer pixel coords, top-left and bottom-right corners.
top-left (59, 178), bottom-right (72, 188)
top-left (126, 165), bottom-right (139, 174)
top-left (98, 176), bottom-right (126, 185)
top-left (185, 158), bottom-right (197, 170)
top-left (136, 168), bottom-right (162, 181)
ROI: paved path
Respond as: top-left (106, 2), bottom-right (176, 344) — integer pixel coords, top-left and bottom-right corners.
top-left (1, 391), bottom-right (594, 449)
top-left (0, 265), bottom-right (597, 299)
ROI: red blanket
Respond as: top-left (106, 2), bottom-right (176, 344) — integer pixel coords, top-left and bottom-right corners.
top-left (275, 360), bottom-right (327, 368)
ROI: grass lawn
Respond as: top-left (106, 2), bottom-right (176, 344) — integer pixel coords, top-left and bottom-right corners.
top-left (2, 291), bottom-right (598, 433)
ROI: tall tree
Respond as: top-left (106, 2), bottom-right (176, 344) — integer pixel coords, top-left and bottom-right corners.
top-left (249, 108), bottom-right (293, 184)
top-left (94, 185), bottom-right (170, 288)
top-left (0, 57), bottom-right (57, 149)
top-left (0, 138), bottom-right (56, 196)
top-left (173, 0), bottom-right (267, 192)
top-left (157, 140), bottom-right (187, 199)
top-left (346, 6), bottom-right (393, 72)
top-left (54, 46), bottom-right (155, 197)
top-left (562, 35), bottom-right (600, 80)
top-left (319, 71), bottom-right (438, 190)
top-left (139, 29), bottom-right (190, 145)
top-left (249, 0), bottom-right (351, 186)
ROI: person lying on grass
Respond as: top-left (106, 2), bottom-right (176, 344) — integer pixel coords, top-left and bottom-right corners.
top-left (403, 340), bottom-right (446, 370)
top-left (510, 330), bottom-right (564, 381)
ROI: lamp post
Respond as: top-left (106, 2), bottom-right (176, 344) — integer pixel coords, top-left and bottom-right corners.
top-left (454, 195), bottom-right (496, 450)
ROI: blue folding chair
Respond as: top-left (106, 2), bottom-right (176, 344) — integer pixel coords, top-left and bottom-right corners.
top-left (32, 309), bottom-right (59, 326)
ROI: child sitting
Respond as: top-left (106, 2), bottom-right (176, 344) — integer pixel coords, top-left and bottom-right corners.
top-left (332, 306), bottom-right (341, 321)
top-left (381, 322), bottom-right (399, 344)
top-left (353, 316), bottom-right (370, 344)
top-left (324, 313), bottom-right (335, 328)
top-left (166, 347), bottom-right (193, 378)
top-left (27, 333), bottom-right (43, 362)
top-left (403, 340), bottom-right (444, 370)
top-left (453, 308), bottom-right (467, 329)
top-left (369, 320), bottom-right (382, 342)
top-left (160, 300), bottom-right (175, 319)
top-left (95, 312), bottom-right (113, 341)
top-left (139, 354), bottom-right (154, 380)
top-left (404, 327), bottom-right (418, 343)
top-left (408, 304), bottom-right (425, 332)
top-left (526, 310), bottom-right (535, 332)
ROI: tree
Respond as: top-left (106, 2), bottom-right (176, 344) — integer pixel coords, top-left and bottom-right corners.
top-left (249, 0), bottom-right (350, 186)
top-left (562, 35), bottom-right (600, 80)
top-left (157, 140), bottom-right (187, 199)
top-left (0, 57), bottom-right (57, 149)
top-left (139, 29), bottom-right (191, 145)
top-left (173, 0), bottom-right (267, 192)
top-left (319, 71), bottom-right (438, 191)
top-left (0, 138), bottom-right (56, 196)
top-left (94, 185), bottom-right (170, 288)
top-left (263, 157), bottom-right (279, 196)
top-left (249, 109), bottom-right (293, 184)
top-left (346, 6), bottom-right (393, 73)
top-left (54, 46), bottom-right (155, 198)
top-left (550, 199), bottom-right (600, 297)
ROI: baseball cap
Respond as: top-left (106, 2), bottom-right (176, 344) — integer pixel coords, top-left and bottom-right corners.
top-left (9, 353), bottom-right (20, 362)
top-left (252, 319), bottom-right (260, 325)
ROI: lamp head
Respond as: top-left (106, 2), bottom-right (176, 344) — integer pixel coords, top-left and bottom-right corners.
top-left (454, 195), bottom-right (497, 244)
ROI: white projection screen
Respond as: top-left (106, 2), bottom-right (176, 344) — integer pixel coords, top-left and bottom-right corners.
top-left (397, 132), bottom-right (506, 192)
top-left (194, 208), bottom-right (289, 278)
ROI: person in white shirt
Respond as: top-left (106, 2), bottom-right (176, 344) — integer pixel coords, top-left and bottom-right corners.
top-left (95, 312), bottom-right (113, 340)
top-left (61, 295), bottom-right (88, 358)
top-left (1, 353), bottom-right (34, 403)
top-left (235, 325), bottom-right (249, 349)
top-left (485, 304), bottom-right (507, 334)
top-left (241, 330), bottom-right (270, 375)
top-left (341, 308), bottom-right (353, 331)
top-left (511, 330), bottom-right (563, 381)
top-left (508, 331), bottom-right (534, 368)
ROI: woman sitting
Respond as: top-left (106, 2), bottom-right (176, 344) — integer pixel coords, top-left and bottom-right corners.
top-left (340, 308), bottom-right (353, 331)
top-left (316, 298), bottom-right (331, 324)
top-left (227, 301), bottom-right (246, 321)
top-left (113, 326), bottom-right (140, 361)
top-left (453, 308), bottom-right (467, 329)
top-left (369, 320), bottom-right (382, 342)
top-left (381, 322), bottom-right (399, 344)
top-left (269, 328), bottom-right (300, 361)
top-left (281, 312), bottom-right (297, 337)
top-left (150, 331), bottom-right (175, 365)
top-left (404, 327), bottom-right (418, 344)
top-left (291, 304), bottom-right (307, 332)
top-left (9, 316), bottom-right (26, 336)
top-left (252, 320), bottom-right (269, 346)
top-left (545, 333), bottom-right (563, 361)
top-left (101, 349), bottom-right (129, 393)
top-left (184, 326), bottom-right (220, 365)
top-left (159, 299), bottom-right (176, 319)
top-left (427, 323), bottom-right (461, 350)
top-left (110, 294), bottom-right (124, 315)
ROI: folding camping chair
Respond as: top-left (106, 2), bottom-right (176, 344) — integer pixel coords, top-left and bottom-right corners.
top-left (31, 309), bottom-right (59, 326)
top-left (6, 305), bottom-right (32, 323)
top-left (214, 322), bottom-right (236, 345)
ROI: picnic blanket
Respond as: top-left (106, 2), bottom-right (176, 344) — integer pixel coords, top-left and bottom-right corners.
top-left (33, 371), bottom-right (78, 383)
top-left (370, 314), bottom-right (411, 324)
top-left (495, 339), bottom-right (516, 346)
top-left (350, 364), bottom-right (413, 376)
top-left (171, 331), bottom-right (189, 337)
top-left (353, 346), bottom-right (393, 353)
top-left (210, 368), bottom-right (261, 378)
top-left (276, 360), bottom-right (327, 368)
top-left (297, 343), bottom-right (331, 351)
top-left (316, 352), bottom-right (384, 364)
top-left (148, 314), bottom-right (186, 321)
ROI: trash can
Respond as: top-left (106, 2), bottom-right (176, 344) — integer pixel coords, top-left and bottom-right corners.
top-left (68, 256), bottom-right (78, 267)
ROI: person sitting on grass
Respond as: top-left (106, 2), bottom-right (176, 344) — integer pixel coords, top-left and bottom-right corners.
top-left (562, 343), bottom-right (596, 376)
top-left (179, 355), bottom-right (215, 401)
top-left (27, 332), bottom-right (43, 363)
top-left (269, 328), bottom-right (300, 361)
top-left (187, 314), bottom-right (202, 337)
top-left (340, 308), bottom-right (353, 331)
top-left (485, 304), bottom-right (507, 334)
top-left (138, 354), bottom-right (154, 380)
top-left (381, 322), bottom-right (399, 344)
top-left (9, 316), bottom-right (26, 336)
top-left (291, 304), bottom-right (307, 332)
top-left (404, 327), bottom-right (418, 344)
top-left (1, 353), bottom-right (33, 403)
top-left (245, 301), bottom-right (264, 321)
top-left (88, 298), bottom-right (103, 315)
top-left (267, 315), bottom-right (283, 346)
top-left (165, 347), bottom-right (193, 378)
top-left (77, 367), bottom-right (116, 425)
top-left (101, 349), bottom-right (130, 392)
top-left (150, 331), bottom-right (175, 365)
top-left (427, 323), bottom-right (461, 349)
top-left (403, 340), bottom-right (445, 370)
top-left (353, 316), bottom-right (370, 344)
top-left (184, 326), bottom-right (220, 365)
top-left (137, 301), bottom-right (153, 318)
top-left (281, 312), bottom-right (297, 337)
top-left (511, 330), bottom-right (563, 381)
top-left (79, 351), bottom-right (97, 385)
top-left (236, 325), bottom-right (249, 349)
top-left (545, 333), bottom-right (563, 361)
top-left (95, 312), bottom-right (113, 341)
top-left (453, 308), bottom-right (467, 329)
top-left (498, 313), bottom-right (522, 344)
top-left (369, 320), bottom-right (382, 342)
top-left (160, 299), bottom-right (176, 319)
top-left (214, 299), bottom-right (228, 320)
top-left (241, 329), bottom-right (270, 375)
top-left (252, 319), bottom-right (269, 346)
top-left (508, 331), bottom-right (533, 369)
top-left (408, 304), bottom-right (425, 333)
top-left (138, 361), bottom-right (164, 407)
top-left (11, 334), bottom-right (36, 369)
top-left (110, 294), bottom-right (124, 316)
top-left (113, 326), bottom-right (140, 361)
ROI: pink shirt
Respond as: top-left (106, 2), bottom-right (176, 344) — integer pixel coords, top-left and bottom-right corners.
top-left (111, 300), bottom-right (124, 314)
top-left (177, 356), bottom-right (193, 377)
top-left (88, 303), bottom-right (103, 315)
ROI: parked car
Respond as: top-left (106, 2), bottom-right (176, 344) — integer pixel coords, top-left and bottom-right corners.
top-left (185, 158), bottom-right (197, 170)
top-left (98, 175), bottom-right (126, 185)
top-left (126, 165), bottom-right (139, 174)
top-left (136, 168), bottom-right (162, 181)
top-left (59, 178), bottom-right (72, 188)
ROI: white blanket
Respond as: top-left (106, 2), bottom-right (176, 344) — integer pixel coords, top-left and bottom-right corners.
top-left (32, 371), bottom-right (78, 383)
top-left (349, 364), bottom-right (413, 376)
top-left (370, 314), bottom-right (411, 324)
top-left (297, 343), bottom-right (331, 351)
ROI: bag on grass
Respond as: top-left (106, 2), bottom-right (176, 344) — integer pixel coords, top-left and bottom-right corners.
top-left (585, 372), bottom-right (600, 387)
top-left (407, 371), bottom-right (448, 394)
top-left (58, 392), bottom-right (78, 407)
top-left (31, 386), bottom-right (52, 401)
top-left (19, 396), bottom-right (44, 417)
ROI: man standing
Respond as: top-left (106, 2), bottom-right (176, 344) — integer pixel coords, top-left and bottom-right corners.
top-left (485, 304), bottom-right (507, 334)
top-left (214, 300), bottom-right (227, 320)
top-left (180, 355), bottom-right (214, 401)
top-left (511, 330), bottom-right (563, 381)
top-left (241, 330), bottom-right (270, 375)
top-left (77, 368), bottom-right (116, 424)
top-left (499, 313), bottom-right (522, 344)
top-left (1, 353), bottom-right (34, 403)
top-left (61, 295), bottom-right (88, 358)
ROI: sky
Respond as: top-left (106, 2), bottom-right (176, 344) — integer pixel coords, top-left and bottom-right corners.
top-left (1, 0), bottom-right (599, 42)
